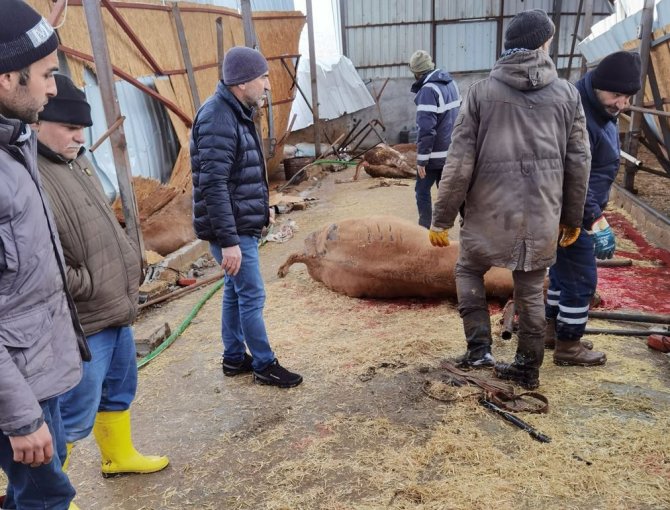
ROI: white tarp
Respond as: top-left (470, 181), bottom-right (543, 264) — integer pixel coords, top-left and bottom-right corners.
top-left (289, 55), bottom-right (375, 131)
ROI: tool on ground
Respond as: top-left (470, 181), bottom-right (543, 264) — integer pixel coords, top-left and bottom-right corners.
top-left (480, 398), bottom-right (551, 443)
top-left (501, 298), bottom-right (515, 340)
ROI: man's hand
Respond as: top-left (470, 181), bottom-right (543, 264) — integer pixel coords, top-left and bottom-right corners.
top-left (221, 245), bottom-right (242, 276)
top-left (428, 226), bottom-right (450, 247)
top-left (590, 216), bottom-right (616, 259)
top-left (558, 224), bottom-right (580, 247)
top-left (417, 165), bottom-right (426, 179)
top-left (9, 423), bottom-right (54, 467)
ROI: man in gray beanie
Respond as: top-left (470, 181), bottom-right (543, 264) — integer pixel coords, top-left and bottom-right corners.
top-left (191, 46), bottom-right (302, 388)
top-left (430, 9), bottom-right (590, 390)
top-left (409, 50), bottom-right (460, 228)
top-left (0, 1), bottom-right (90, 508)
top-left (545, 50), bottom-right (642, 367)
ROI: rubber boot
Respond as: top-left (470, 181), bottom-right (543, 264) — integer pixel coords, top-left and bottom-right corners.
top-left (62, 442), bottom-right (73, 472)
top-left (69, 503), bottom-right (80, 510)
top-left (544, 318), bottom-right (593, 350)
top-left (553, 339), bottom-right (606, 366)
top-left (93, 410), bottom-right (169, 477)
top-left (458, 310), bottom-right (495, 368)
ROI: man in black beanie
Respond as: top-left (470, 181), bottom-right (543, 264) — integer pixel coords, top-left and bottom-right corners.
top-left (545, 51), bottom-right (642, 366)
top-left (0, 2), bottom-right (90, 509)
top-left (36, 73), bottom-right (169, 481)
top-left (429, 9), bottom-right (590, 390)
top-left (191, 47), bottom-right (302, 388)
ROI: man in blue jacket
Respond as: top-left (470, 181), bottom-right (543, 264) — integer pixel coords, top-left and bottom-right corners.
top-left (409, 50), bottom-right (461, 228)
top-left (191, 46), bottom-right (302, 388)
top-left (545, 51), bottom-right (642, 366)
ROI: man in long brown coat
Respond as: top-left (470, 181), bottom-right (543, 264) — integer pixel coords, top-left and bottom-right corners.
top-left (429, 9), bottom-right (591, 389)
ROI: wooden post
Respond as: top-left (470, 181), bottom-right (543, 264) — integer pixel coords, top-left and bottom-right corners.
top-left (240, 0), bottom-right (257, 48)
top-left (216, 17), bottom-right (225, 80)
top-left (550, 0), bottom-right (563, 65)
top-left (623, 0), bottom-right (655, 192)
top-left (82, 0), bottom-right (144, 262)
top-left (171, 3), bottom-right (200, 111)
top-left (580, 0), bottom-right (595, 75)
top-left (306, 0), bottom-right (321, 157)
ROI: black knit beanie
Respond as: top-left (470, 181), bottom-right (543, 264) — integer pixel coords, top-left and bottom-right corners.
top-left (504, 9), bottom-right (555, 50)
top-left (222, 46), bottom-right (269, 86)
top-left (0, 0), bottom-right (59, 73)
top-left (39, 74), bottom-right (92, 127)
top-left (591, 51), bottom-right (642, 95)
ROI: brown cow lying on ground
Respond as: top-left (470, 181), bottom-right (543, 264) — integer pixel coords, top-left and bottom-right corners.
top-left (278, 216), bottom-right (514, 300)
top-left (354, 144), bottom-right (415, 180)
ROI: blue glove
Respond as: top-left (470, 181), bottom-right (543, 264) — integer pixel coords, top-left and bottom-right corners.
top-left (589, 216), bottom-right (616, 259)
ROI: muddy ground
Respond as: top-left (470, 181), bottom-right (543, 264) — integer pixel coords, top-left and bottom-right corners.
top-left (30, 167), bottom-right (670, 509)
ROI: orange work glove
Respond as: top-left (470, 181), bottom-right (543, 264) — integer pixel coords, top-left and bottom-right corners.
top-left (558, 224), bottom-right (580, 247)
top-left (429, 226), bottom-right (450, 247)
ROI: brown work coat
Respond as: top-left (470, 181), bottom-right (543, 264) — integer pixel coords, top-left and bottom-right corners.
top-left (38, 146), bottom-right (141, 336)
top-left (432, 49), bottom-right (590, 271)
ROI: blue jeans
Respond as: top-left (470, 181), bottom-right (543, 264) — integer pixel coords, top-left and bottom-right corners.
top-left (59, 326), bottom-right (138, 442)
top-left (546, 230), bottom-right (597, 341)
top-left (210, 236), bottom-right (275, 371)
top-left (415, 167), bottom-right (443, 228)
top-left (0, 398), bottom-right (76, 509)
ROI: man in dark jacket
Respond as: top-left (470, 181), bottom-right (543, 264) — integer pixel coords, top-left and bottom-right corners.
top-left (191, 46), bottom-right (302, 388)
top-left (37, 74), bottom-right (169, 479)
top-left (545, 51), bottom-right (642, 366)
top-left (409, 50), bottom-right (461, 228)
top-left (430, 9), bottom-right (590, 389)
top-left (0, 2), bottom-right (89, 508)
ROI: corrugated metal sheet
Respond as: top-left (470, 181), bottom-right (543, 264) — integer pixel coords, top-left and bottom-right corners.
top-left (437, 21), bottom-right (497, 72)
top-left (579, 0), bottom-right (669, 63)
top-left (347, 0), bottom-right (613, 78)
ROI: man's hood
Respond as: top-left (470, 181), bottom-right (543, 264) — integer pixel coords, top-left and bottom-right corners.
top-left (411, 69), bottom-right (453, 94)
top-left (490, 49), bottom-right (557, 91)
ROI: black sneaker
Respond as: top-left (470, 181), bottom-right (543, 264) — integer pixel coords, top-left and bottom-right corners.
top-left (253, 359), bottom-right (303, 388)
top-left (494, 362), bottom-right (540, 390)
top-left (222, 353), bottom-right (254, 377)
top-left (456, 351), bottom-right (495, 370)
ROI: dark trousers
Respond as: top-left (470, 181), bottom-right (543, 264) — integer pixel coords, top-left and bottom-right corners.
top-left (0, 397), bottom-right (75, 509)
top-left (546, 230), bottom-right (597, 341)
top-left (415, 167), bottom-right (443, 228)
top-left (456, 255), bottom-right (546, 368)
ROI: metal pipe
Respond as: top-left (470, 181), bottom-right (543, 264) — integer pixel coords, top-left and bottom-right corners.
top-left (584, 328), bottom-right (668, 337)
top-left (501, 299), bottom-right (515, 340)
top-left (172, 3), bottom-right (201, 110)
top-left (306, 0), bottom-right (321, 157)
top-left (589, 310), bottom-right (670, 324)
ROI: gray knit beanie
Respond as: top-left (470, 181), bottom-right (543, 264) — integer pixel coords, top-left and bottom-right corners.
top-left (409, 50), bottom-right (435, 75)
top-left (222, 46), bottom-right (269, 86)
top-left (0, 0), bottom-right (59, 73)
top-left (504, 9), bottom-right (555, 50)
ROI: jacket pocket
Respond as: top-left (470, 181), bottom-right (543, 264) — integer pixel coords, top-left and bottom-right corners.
top-left (0, 307), bottom-right (54, 378)
top-left (0, 222), bottom-right (18, 295)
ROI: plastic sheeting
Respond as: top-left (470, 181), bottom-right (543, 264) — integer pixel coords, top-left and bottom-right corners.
top-left (289, 55), bottom-right (375, 131)
top-left (82, 70), bottom-right (178, 201)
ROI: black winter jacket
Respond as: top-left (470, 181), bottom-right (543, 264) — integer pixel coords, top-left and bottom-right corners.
top-left (191, 82), bottom-right (269, 247)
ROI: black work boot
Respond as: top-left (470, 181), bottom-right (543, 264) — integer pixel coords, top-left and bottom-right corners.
top-left (545, 319), bottom-right (593, 350)
top-left (554, 340), bottom-right (606, 366)
top-left (494, 362), bottom-right (540, 390)
top-left (253, 359), bottom-right (303, 388)
top-left (457, 310), bottom-right (495, 369)
top-left (222, 352), bottom-right (254, 376)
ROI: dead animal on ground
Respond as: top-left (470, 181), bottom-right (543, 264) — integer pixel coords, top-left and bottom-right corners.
top-left (278, 215), bottom-right (513, 299)
top-left (353, 144), bottom-right (415, 180)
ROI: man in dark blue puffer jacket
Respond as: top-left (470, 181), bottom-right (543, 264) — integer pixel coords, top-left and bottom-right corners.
top-left (191, 46), bottom-right (302, 388)
top-left (545, 51), bottom-right (641, 367)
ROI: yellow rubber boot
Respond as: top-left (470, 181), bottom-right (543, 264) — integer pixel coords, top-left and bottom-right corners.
top-left (62, 442), bottom-right (74, 472)
top-left (69, 503), bottom-right (80, 509)
top-left (92, 410), bottom-right (169, 477)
